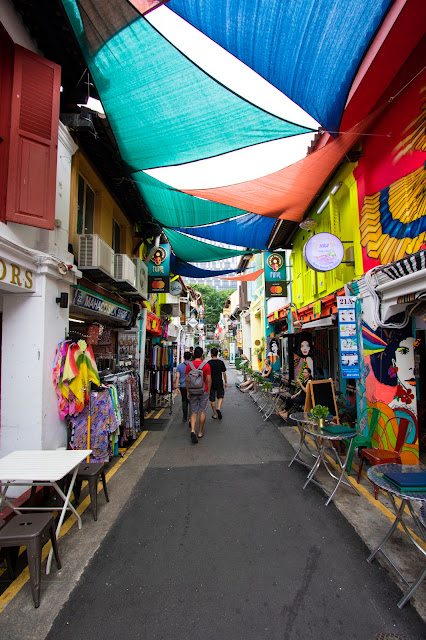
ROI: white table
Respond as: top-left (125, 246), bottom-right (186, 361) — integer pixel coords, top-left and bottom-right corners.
top-left (0, 449), bottom-right (91, 573)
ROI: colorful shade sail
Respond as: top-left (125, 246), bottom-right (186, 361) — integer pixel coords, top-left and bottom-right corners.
top-left (132, 172), bottom-right (249, 227)
top-left (167, 0), bottom-right (393, 133)
top-left (170, 255), bottom-right (244, 278)
top-left (172, 214), bottom-right (275, 250)
top-left (165, 228), bottom-right (256, 263)
top-left (63, 0), bottom-right (315, 170)
top-left (217, 268), bottom-right (264, 281)
top-left (181, 111), bottom-right (382, 220)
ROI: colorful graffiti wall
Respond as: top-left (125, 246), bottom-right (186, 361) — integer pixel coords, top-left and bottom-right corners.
top-left (356, 66), bottom-right (426, 271)
top-left (362, 322), bottom-right (418, 463)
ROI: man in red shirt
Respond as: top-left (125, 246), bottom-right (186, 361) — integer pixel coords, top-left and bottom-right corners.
top-left (185, 346), bottom-right (212, 443)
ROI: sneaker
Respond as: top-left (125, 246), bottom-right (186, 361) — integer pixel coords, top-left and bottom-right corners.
top-left (190, 432), bottom-right (198, 444)
top-left (217, 410), bottom-right (222, 420)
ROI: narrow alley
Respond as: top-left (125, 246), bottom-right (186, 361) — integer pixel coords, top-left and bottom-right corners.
top-left (2, 368), bottom-right (424, 640)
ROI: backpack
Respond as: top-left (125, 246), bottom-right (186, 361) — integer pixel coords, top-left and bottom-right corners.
top-left (187, 359), bottom-right (209, 395)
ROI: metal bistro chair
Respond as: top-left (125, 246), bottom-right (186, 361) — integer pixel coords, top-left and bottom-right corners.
top-left (343, 406), bottom-right (381, 475)
top-left (357, 416), bottom-right (412, 498)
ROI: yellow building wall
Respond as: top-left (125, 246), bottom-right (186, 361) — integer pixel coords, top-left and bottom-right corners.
top-left (69, 151), bottom-right (134, 260)
top-left (291, 163), bottom-right (363, 308)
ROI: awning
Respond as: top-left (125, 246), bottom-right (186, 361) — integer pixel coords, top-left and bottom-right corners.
top-left (300, 316), bottom-right (335, 329)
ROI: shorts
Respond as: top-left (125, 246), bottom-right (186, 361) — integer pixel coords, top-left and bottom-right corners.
top-left (209, 386), bottom-right (224, 401)
top-left (189, 391), bottom-right (210, 415)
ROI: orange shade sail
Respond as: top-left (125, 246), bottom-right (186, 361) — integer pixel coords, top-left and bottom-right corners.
top-left (217, 268), bottom-right (264, 281)
top-left (181, 113), bottom-right (380, 221)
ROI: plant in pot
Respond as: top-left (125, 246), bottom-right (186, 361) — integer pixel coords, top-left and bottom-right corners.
top-left (254, 337), bottom-right (265, 361)
top-left (308, 404), bottom-right (330, 429)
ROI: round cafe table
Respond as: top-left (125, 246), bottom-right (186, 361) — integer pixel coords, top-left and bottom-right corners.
top-left (289, 412), bottom-right (359, 506)
top-left (366, 463), bottom-right (426, 608)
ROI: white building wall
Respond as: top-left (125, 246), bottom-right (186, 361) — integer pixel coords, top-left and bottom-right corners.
top-left (0, 2), bottom-right (81, 461)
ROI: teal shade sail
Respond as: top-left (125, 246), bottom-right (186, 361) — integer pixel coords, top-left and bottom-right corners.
top-left (62, 0), bottom-right (315, 170)
top-left (164, 228), bottom-right (257, 262)
top-left (132, 172), bottom-right (249, 227)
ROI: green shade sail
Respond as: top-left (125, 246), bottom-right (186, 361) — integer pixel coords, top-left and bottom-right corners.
top-left (62, 0), bottom-right (315, 170)
top-left (132, 172), bottom-right (249, 227)
top-left (164, 228), bottom-right (257, 262)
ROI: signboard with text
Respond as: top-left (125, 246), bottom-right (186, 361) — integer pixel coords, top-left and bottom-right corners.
top-left (264, 251), bottom-right (287, 298)
top-left (73, 288), bottom-right (132, 323)
top-left (148, 244), bottom-right (170, 293)
top-left (337, 296), bottom-right (360, 379)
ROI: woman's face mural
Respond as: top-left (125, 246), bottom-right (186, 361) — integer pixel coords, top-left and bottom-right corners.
top-left (300, 340), bottom-right (310, 357)
top-left (393, 337), bottom-right (415, 391)
top-left (365, 323), bottom-right (418, 463)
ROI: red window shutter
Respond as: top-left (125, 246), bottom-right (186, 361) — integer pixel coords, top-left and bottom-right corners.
top-left (5, 45), bottom-right (61, 229)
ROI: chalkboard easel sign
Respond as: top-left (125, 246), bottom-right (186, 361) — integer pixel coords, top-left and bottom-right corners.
top-left (304, 379), bottom-right (339, 422)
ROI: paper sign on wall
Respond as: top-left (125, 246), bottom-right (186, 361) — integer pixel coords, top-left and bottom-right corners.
top-left (337, 296), bottom-right (360, 379)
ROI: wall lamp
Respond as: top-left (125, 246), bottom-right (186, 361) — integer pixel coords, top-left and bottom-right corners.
top-left (56, 292), bottom-right (69, 308)
top-left (316, 183), bottom-right (342, 215)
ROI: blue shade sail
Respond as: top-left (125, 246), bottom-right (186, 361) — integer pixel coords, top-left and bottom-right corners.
top-left (168, 0), bottom-right (393, 132)
top-left (164, 228), bottom-right (257, 262)
top-left (171, 255), bottom-right (244, 278)
top-left (62, 0), bottom-right (315, 169)
top-left (173, 213), bottom-right (275, 250)
top-left (132, 172), bottom-right (250, 227)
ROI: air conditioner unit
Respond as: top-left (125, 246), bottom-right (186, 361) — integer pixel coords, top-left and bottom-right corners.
top-left (114, 254), bottom-right (137, 291)
top-left (131, 257), bottom-right (148, 299)
top-left (160, 303), bottom-right (180, 317)
top-left (78, 235), bottom-right (115, 282)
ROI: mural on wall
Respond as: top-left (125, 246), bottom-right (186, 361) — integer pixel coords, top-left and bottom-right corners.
top-left (294, 331), bottom-right (314, 383)
top-left (358, 72), bottom-right (426, 270)
top-left (267, 336), bottom-right (280, 370)
top-left (362, 322), bottom-right (418, 463)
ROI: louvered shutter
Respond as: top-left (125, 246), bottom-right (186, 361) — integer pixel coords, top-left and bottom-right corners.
top-left (6, 45), bottom-right (61, 229)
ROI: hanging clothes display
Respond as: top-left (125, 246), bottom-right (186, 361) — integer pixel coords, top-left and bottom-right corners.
top-left (147, 345), bottom-right (173, 407)
top-left (103, 371), bottom-right (141, 442)
top-left (68, 389), bottom-right (119, 462)
top-left (53, 339), bottom-right (101, 418)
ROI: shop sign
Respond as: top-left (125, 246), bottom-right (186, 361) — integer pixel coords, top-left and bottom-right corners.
top-left (0, 257), bottom-right (35, 292)
top-left (304, 233), bottom-right (344, 272)
top-left (169, 278), bottom-right (183, 296)
top-left (337, 296), bottom-right (360, 379)
top-left (148, 244), bottom-right (170, 293)
top-left (264, 251), bottom-right (287, 298)
top-left (73, 288), bottom-right (131, 322)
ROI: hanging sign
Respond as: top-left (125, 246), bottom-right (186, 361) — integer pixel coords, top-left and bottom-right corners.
top-left (148, 244), bottom-right (170, 293)
top-left (304, 233), bottom-right (344, 272)
top-left (72, 287), bottom-right (132, 322)
top-left (337, 296), bottom-right (360, 379)
top-left (264, 251), bottom-right (287, 298)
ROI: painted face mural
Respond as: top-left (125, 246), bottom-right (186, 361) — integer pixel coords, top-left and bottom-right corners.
top-left (364, 323), bottom-right (418, 464)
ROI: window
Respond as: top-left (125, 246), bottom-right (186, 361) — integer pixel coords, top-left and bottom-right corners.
top-left (77, 175), bottom-right (94, 235)
top-left (112, 219), bottom-right (121, 254)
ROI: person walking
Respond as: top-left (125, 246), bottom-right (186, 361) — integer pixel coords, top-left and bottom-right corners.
top-left (208, 347), bottom-right (227, 419)
top-left (185, 346), bottom-right (211, 443)
top-left (174, 351), bottom-right (192, 422)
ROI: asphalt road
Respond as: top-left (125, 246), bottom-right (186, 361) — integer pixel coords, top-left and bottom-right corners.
top-left (45, 368), bottom-right (426, 640)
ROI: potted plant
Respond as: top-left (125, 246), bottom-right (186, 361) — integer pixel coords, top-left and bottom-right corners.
top-left (308, 404), bottom-right (330, 429)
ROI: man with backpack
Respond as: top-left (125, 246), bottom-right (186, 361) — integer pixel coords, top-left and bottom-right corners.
top-left (185, 346), bottom-right (212, 444)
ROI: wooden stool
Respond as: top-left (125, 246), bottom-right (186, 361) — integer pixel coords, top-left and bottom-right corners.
top-left (0, 513), bottom-right (61, 608)
top-left (71, 462), bottom-right (109, 521)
